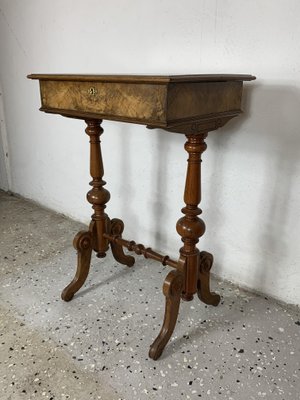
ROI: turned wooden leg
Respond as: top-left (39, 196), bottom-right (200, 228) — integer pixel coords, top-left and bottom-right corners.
top-left (197, 251), bottom-right (221, 306)
top-left (109, 218), bottom-right (135, 267)
top-left (61, 119), bottom-right (110, 301)
top-left (176, 134), bottom-right (207, 301)
top-left (61, 230), bottom-right (93, 301)
top-left (85, 120), bottom-right (110, 258)
top-left (149, 270), bottom-right (184, 360)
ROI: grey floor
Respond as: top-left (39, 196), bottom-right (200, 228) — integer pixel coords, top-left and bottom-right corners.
top-left (0, 191), bottom-right (299, 400)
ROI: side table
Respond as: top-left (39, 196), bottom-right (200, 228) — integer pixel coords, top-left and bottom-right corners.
top-left (28, 73), bottom-right (255, 359)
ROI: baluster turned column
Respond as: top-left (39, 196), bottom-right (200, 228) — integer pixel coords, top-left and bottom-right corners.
top-left (85, 119), bottom-right (111, 257)
top-left (176, 134), bottom-right (207, 301)
top-left (61, 119), bottom-right (110, 301)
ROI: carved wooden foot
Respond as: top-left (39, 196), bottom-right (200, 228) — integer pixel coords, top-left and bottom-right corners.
top-left (109, 218), bottom-right (135, 267)
top-left (197, 251), bottom-right (221, 306)
top-left (149, 270), bottom-right (184, 360)
top-left (61, 230), bottom-right (93, 301)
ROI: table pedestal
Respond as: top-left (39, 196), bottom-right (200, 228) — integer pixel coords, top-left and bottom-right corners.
top-left (61, 119), bottom-right (220, 360)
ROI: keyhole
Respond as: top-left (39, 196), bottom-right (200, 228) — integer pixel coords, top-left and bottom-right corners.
top-left (88, 87), bottom-right (97, 96)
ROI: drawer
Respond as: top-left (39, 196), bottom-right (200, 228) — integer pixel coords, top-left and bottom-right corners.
top-left (40, 80), bottom-right (167, 125)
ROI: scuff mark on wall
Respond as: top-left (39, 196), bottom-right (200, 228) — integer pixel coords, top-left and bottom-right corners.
top-left (0, 83), bottom-right (12, 190)
top-left (214, 0), bottom-right (219, 43)
top-left (0, 7), bottom-right (27, 57)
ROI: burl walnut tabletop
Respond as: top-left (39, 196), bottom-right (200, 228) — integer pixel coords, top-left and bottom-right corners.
top-left (28, 73), bottom-right (255, 360)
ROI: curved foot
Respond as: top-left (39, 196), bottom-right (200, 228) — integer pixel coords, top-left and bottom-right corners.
top-left (61, 230), bottom-right (93, 301)
top-left (149, 270), bottom-right (183, 360)
top-left (197, 251), bottom-right (221, 306)
top-left (110, 218), bottom-right (135, 267)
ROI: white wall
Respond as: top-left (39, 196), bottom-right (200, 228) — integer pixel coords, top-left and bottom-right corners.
top-left (1, 0), bottom-right (300, 305)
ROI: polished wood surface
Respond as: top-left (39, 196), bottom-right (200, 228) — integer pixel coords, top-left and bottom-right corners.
top-left (38, 80), bottom-right (167, 125)
top-left (29, 73), bottom-right (255, 360)
top-left (176, 134), bottom-right (208, 301)
top-left (28, 73), bottom-right (255, 131)
top-left (28, 73), bottom-right (255, 83)
top-left (149, 269), bottom-right (184, 360)
top-left (198, 251), bottom-right (221, 306)
top-left (61, 229), bottom-right (93, 302)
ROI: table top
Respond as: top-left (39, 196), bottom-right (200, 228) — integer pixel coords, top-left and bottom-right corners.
top-left (29, 73), bottom-right (255, 134)
top-left (28, 73), bottom-right (255, 84)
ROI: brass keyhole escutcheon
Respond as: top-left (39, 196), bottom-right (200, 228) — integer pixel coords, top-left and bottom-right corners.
top-left (88, 87), bottom-right (97, 96)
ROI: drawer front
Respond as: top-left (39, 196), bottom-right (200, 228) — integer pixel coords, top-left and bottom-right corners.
top-left (40, 80), bottom-right (167, 124)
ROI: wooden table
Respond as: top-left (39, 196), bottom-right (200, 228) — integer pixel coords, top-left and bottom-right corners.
top-left (28, 73), bottom-right (255, 360)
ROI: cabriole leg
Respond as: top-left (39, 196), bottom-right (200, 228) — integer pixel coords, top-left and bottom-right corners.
top-left (109, 218), bottom-right (135, 267)
top-left (61, 230), bottom-right (93, 301)
top-left (197, 251), bottom-right (221, 306)
top-left (149, 270), bottom-right (184, 360)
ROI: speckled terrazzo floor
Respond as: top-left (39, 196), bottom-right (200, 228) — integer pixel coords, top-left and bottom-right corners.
top-left (0, 191), bottom-right (299, 400)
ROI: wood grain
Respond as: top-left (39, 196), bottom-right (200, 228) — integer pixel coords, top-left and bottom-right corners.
top-left (40, 80), bottom-right (167, 124)
top-left (29, 73), bottom-right (255, 133)
top-left (167, 81), bottom-right (242, 121)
